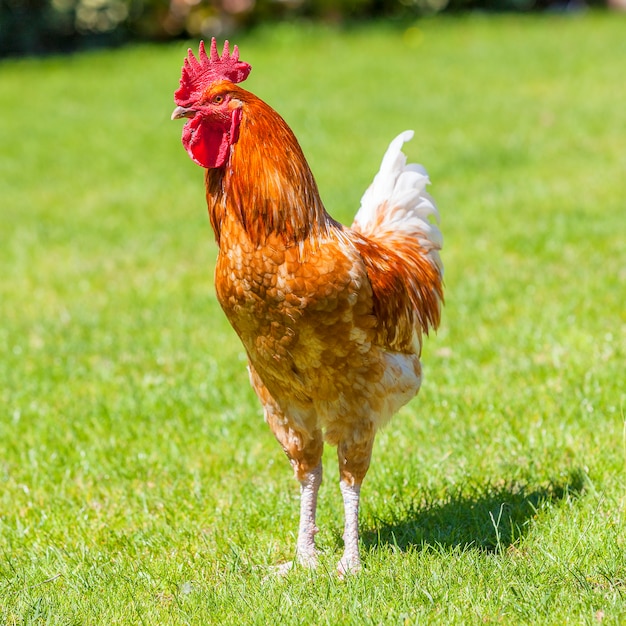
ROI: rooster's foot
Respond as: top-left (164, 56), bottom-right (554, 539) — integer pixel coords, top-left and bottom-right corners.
top-left (264, 552), bottom-right (319, 580)
top-left (336, 555), bottom-right (362, 579)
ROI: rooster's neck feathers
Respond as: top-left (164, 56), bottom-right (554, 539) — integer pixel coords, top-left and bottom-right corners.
top-left (206, 92), bottom-right (335, 246)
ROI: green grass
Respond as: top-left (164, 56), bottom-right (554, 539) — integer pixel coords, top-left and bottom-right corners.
top-left (1, 11), bottom-right (625, 624)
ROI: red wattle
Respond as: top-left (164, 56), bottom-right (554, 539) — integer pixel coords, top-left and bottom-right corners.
top-left (181, 108), bottom-right (242, 169)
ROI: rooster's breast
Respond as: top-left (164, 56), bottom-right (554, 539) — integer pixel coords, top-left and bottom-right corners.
top-left (214, 229), bottom-right (422, 433)
top-left (215, 233), bottom-right (372, 384)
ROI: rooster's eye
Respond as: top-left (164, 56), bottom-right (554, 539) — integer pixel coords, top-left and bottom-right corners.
top-left (213, 95), bottom-right (224, 104)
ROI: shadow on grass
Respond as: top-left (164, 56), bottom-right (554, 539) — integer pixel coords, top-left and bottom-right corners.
top-left (361, 468), bottom-right (587, 553)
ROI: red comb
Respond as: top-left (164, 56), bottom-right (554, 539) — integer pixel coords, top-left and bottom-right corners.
top-left (174, 38), bottom-right (252, 106)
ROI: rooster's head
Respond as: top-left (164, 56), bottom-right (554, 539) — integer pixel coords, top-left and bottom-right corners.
top-left (172, 39), bottom-right (252, 169)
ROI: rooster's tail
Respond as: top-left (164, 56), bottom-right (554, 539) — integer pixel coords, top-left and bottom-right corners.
top-left (352, 130), bottom-right (443, 277)
top-left (351, 131), bottom-right (444, 341)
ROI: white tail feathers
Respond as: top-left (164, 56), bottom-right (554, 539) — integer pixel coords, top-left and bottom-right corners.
top-left (352, 131), bottom-right (443, 273)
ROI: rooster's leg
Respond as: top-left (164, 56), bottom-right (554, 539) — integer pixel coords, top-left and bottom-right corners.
top-left (268, 459), bottom-right (322, 576)
top-left (296, 462), bottom-right (323, 566)
top-left (263, 400), bottom-right (324, 569)
top-left (336, 432), bottom-right (375, 576)
top-left (250, 364), bottom-right (325, 570)
top-left (338, 480), bottom-right (362, 576)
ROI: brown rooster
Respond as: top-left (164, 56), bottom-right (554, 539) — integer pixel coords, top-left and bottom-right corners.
top-left (171, 39), bottom-right (443, 575)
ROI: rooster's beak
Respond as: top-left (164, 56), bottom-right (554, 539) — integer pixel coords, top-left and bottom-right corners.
top-left (171, 106), bottom-right (196, 120)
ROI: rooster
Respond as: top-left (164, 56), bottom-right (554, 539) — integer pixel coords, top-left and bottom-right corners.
top-left (171, 39), bottom-right (443, 575)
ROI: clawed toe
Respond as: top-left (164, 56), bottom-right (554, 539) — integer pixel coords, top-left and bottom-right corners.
top-left (336, 556), bottom-right (362, 579)
top-left (296, 551), bottom-right (319, 569)
top-left (264, 552), bottom-right (319, 581)
top-left (265, 561), bottom-right (296, 579)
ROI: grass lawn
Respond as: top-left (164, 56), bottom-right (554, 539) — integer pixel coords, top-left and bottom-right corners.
top-left (1, 11), bottom-right (625, 625)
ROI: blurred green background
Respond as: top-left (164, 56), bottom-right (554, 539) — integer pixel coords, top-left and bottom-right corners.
top-left (1, 0), bottom-right (621, 57)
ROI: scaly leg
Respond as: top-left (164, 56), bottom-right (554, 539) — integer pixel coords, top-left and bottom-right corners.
top-left (336, 430), bottom-right (375, 576)
top-left (338, 480), bottom-right (362, 576)
top-left (256, 391), bottom-right (324, 568)
top-left (249, 365), bottom-right (325, 570)
top-left (296, 462), bottom-right (323, 566)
